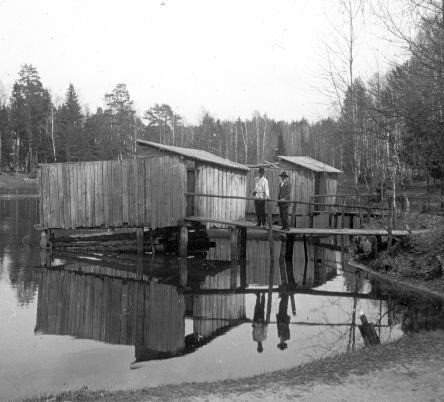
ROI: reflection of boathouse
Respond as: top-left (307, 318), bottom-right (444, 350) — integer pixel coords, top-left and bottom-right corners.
top-left (193, 267), bottom-right (246, 339)
top-left (34, 266), bottom-right (185, 360)
top-left (34, 259), bottom-right (246, 361)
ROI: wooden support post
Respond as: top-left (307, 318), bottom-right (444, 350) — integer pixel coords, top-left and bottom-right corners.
top-left (230, 227), bottom-right (239, 262)
top-left (136, 227), bottom-right (144, 255)
top-left (40, 248), bottom-right (50, 267)
top-left (302, 235), bottom-right (308, 286)
top-left (279, 235), bottom-right (288, 284)
top-left (40, 230), bottom-right (49, 249)
top-left (341, 200), bottom-right (345, 259)
top-left (239, 226), bottom-right (247, 288)
top-left (267, 200), bottom-right (275, 291)
top-left (239, 227), bottom-right (247, 261)
top-left (149, 229), bottom-right (155, 255)
top-left (179, 257), bottom-right (188, 288)
top-left (179, 225), bottom-right (189, 258)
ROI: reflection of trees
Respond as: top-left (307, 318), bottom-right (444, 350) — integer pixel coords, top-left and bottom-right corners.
top-left (0, 198), bottom-right (40, 305)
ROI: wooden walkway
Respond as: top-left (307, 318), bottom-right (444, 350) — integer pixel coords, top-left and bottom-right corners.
top-left (185, 216), bottom-right (426, 237)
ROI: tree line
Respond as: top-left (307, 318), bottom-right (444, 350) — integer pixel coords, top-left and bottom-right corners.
top-left (0, 64), bottom-right (340, 173)
top-left (0, 0), bottom-right (443, 191)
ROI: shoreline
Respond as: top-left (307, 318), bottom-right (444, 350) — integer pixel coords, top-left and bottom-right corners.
top-left (23, 330), bottom-right (444, 401)
top-left (349, 258), bottom-right (444, 301)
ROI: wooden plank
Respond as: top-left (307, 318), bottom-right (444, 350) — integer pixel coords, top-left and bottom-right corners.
top-left (86, 163), bottom-right (93, 227)
top-left (144, 158), bottom-right (151, 226)
top-left (109, 278), bottom-right (121, 344)
top-left (137, 158), bottom-right (145, 226)
top-left (56, 164), bottom-right (65, 228)
top-left (77, 163), bottom-right (85, 228)
top-left (48, 164), bottom-right (58, 228)
top-left (111, 161), bottom-right (122, 227)
top-left (63, 164), bottom-right (71, 229)
top-left (41, 167), bottom-right (48, 228)
top-left (92, 277), bottom-right (102, 341)
top-left (128, 159), bottom-right (136, 226)
top-left (84, 275), bottom-right (94, 339)
top-left (102, 276), bottom-right (111, 343)
top-left (94, 162), bottom-right (104, 227)
top-left (67, 165), bottom-right (75, 229)
top-left (120, 280), bottom-right (128, 345)
top-left (122, 159), bottom-right (129, 225)
top-left (132, 159), bottom-right (139, 227)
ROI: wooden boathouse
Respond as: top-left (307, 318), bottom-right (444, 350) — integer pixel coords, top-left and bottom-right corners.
top-left (136, 140), bottom-right (249, 222)
top-left (246, 156), bottom-right (341, 226)
top-left (37, 140), bottom-right (248, 239)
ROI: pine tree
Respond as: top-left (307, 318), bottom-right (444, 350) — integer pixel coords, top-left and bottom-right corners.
top-left (58, 84), bottom-right (83, 161)
top-left (9, 64), bottom-right (51, 171)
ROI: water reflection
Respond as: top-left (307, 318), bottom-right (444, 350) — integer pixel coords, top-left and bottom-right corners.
top-left (34, 256), bottom-right (247, 362)
top-left (0, 198), bottom-right (40, 305)
top-left (2, 197), bottom-right (444, 400)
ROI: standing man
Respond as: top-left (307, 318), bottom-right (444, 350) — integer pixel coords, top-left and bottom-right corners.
top-left (253, 167), bottom-right (269, 227)
top-left (278, 171), bottom-right (291, 230)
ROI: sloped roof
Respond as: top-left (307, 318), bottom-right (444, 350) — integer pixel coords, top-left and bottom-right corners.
top-left (136, 140), bottom-right (249, 172)
top-left (278, 156), bottom-right (342, 173)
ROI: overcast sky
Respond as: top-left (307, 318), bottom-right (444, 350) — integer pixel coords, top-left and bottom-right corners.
top-left (0, 0), bottom-right (409, 123)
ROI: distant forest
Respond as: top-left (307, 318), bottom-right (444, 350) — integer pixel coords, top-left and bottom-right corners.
top-left (1, 1), bottom-right (443, 190)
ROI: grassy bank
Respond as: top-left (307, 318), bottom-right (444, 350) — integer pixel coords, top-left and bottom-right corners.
top-left (24, 330), bottom-right (444, 402)
top-left (360, 214), bottom-right (444, 295)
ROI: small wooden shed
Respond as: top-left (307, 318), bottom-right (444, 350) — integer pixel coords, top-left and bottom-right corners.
top-left (137, 140), bottom-right (249, 222)
top-left (278, 156), bottom-right (342, 203)
top-left (246, 156), bottom-right (341, 224)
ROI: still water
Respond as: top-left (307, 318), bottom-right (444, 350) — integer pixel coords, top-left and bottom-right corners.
top-left (0, 197), bottom-right (443, 401)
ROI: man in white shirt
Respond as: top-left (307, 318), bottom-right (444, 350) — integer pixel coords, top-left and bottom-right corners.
top-left (253, 167), bottom-right (270, 227)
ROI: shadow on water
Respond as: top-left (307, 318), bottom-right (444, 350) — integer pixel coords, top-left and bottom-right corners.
top-left (1, 197), bottom-right (444, 399)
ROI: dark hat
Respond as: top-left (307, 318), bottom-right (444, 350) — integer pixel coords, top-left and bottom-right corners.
top-left (279, 171), bottom-right (289, 177)
top-left (258, 167), bottom-right (265, 174)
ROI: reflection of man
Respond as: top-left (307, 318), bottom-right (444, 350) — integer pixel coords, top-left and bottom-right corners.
top-left (276, 292), bottom-right (290, 350)
top-left (253, 167), bottom-right (269, 227)
top-left (277, 171), bottom-right (291, 231)
top-left (252, 292), bottom-right (267, 353)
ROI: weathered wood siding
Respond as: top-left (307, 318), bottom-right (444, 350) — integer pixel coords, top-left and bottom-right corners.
top-left (316, 172), bottom-right (338, 207)
top-left (246, 168), bottom-right (315, 216)
top-left (194, 165), bottom-right (247, 222)
top-left (35, 266), bottom-right (185, 358)
top-left (39, 156), bottom-right (186, 230)
top-left (193, 268), bottom-right (246, 338)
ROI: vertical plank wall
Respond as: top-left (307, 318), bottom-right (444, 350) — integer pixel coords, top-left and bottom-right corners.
top-left (193, 268), bottom-right (246, 339)
top-left (35, 266), bottom-right (185, 358)
top-left (194, 165), bottom-right (247, 222)
top-left (39, 156), bottom-right (186, 230)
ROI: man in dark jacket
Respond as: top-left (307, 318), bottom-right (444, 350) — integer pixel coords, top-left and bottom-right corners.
top-left (277, 171), bottom-right (291, 230)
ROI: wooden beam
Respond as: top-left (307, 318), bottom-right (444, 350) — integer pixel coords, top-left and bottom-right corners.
top-left (179, 225), bottom-right (188, 258)
top-left (136, 228), bottom-right (144, 255)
